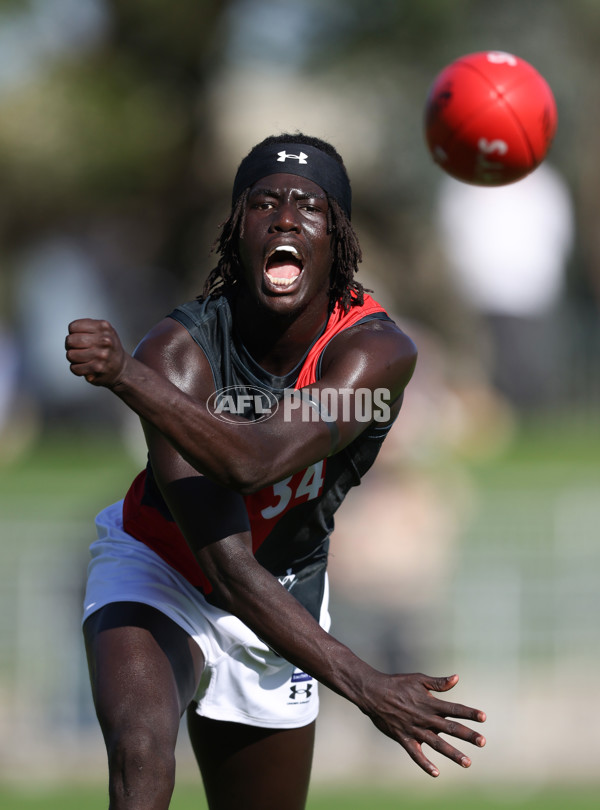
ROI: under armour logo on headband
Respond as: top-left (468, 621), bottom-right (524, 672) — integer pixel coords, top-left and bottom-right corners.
top-left (233, 140), bottom-right (352, 218)
top-left (277, 150), bottom-right (308, 164)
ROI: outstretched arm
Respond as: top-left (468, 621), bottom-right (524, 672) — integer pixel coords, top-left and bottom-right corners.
top-left (160, 463), bottom-right (486, 779)
top-left (202, 526), bottom-right (486, 778)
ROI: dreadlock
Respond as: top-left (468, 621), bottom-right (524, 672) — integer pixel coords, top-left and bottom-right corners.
top-left (201, 188), bottom-right (249, 300)
top-left (327, 196), bottom-right (364, 312)
top-left (200, 134), bottom-right (365, 312)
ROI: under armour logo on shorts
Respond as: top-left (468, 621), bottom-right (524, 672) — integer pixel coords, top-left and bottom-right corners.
top-left (277, 151), bottom-right (308, 164)
top-left (289, 684), bottom-right (313, 700)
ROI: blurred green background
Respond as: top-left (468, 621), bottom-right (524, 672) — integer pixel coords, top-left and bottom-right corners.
top-left (1, 1), bottom-right (599, 807)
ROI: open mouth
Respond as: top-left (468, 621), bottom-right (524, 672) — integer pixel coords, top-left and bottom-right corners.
top-left (264, 245), bottom-right (304, 289)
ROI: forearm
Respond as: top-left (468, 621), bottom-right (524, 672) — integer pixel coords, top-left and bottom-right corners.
top-left (115, 353), bottom-right (331, 493)
top-left (204, 544), bottom-right (377, 711)
top-left (113, 354), bottom-right (269, 490)
top-left (156, 472), bottom-right (377, 709)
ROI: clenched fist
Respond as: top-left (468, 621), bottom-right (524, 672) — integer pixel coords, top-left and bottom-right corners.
top-left (65, 318), bottom-right (128, 388)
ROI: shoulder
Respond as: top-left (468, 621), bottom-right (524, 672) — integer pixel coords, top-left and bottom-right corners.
top-left (323, 316), bottom-right (418, 391)
top-left (344, 315), bottom-right (417, 355)
top-left (134, 316), bottom-right (196, 361)
top-left (133, 316), bottom-right (213, 397)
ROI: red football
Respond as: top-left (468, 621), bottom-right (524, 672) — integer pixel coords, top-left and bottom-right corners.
top-left (424, 51), bottom-right (558, 186)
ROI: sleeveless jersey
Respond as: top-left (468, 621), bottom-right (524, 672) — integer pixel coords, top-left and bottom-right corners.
top-left (122, 291), bottom-right (397, 619)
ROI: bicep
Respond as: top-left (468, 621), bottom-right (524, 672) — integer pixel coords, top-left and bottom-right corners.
top-left (263, 324), bottom-right (417, 470)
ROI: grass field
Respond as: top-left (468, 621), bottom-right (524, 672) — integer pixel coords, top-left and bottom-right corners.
top-left (1, 782), bottom-right (599, 810)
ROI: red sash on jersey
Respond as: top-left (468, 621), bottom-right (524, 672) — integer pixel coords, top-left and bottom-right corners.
top-left (243, 292), bottom-right (386, 545)
top-left (295, 292), bottom-right (386, 388)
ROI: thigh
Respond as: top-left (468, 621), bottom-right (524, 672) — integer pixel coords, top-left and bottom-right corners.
top-left (84, 602), bottom-right (205, 733)
top-left (187, 712), bottom-right (315, 810)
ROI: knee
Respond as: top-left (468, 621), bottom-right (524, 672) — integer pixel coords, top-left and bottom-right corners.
top-left (106, 724), bottom-right (176, 797)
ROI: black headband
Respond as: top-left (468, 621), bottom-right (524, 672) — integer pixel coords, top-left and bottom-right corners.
top-left (232, 142), bottom-right (352, 218)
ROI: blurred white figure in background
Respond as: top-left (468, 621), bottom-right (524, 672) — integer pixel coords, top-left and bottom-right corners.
top-left (13, 237), bottom-right (120, 427)
top-left (436, 164), bottom-right (575, 410)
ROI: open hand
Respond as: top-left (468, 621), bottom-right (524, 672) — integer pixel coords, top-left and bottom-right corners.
top-left (65, 318), bottom-right (128, 388)
top-left (364, 672), bottom-right (486, 777)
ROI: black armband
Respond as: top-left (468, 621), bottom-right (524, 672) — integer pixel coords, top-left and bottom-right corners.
top-left (298, 390), bottom-right (340, 456)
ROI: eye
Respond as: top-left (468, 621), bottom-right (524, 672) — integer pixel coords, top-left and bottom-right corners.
top-left (299, 200), bottom-right (325, 213)
top-left (251, 200), bottom-right (275, 210)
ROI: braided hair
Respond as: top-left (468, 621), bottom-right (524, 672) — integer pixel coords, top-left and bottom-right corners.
top-left (200, 134), bottom-right (365, 312)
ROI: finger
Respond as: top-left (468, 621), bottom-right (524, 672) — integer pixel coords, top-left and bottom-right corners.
top-left (431, 697), bottom-right (487, 723)
top-left (65, 347), bottom-right (100, 365)
top-left (420, 729), bottom-right (472, 769)
top-left (68, 318), bottom-right (104, 334)
top-left (73, 367), bottom-right (104, 385)
top-left (402, 739), bottom-right (440, 778)
top-left (66, 350), bottom-right (107, 378)
top-left (437, 718), bottom-right (486, 748)
top-left (424, 673), bottom-right (460, 692)
top-left (65, 333), bottom-right (97, 351)
top-left (68, 360), bottom-right (95, 378)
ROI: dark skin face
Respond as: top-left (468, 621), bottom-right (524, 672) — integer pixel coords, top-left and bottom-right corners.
top-left (233, 173), bottom-right (334, 373)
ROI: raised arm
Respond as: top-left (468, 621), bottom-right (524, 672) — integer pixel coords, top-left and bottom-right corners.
top-left (65, 315), bottom-right (417, 493)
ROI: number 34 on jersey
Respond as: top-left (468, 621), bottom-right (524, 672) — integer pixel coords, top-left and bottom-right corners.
top-left (244, 460), bottom-right (326, 545)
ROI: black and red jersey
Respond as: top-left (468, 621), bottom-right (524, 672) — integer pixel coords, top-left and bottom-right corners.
top-left (122, 291), bottom-right (397, 618)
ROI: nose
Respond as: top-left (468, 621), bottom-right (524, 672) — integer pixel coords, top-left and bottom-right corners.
top-left (270, 201), bottom-right (301, 232)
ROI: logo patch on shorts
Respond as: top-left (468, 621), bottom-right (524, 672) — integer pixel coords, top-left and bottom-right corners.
top-left (289, 684), bottom-right (313, 702)
top-left (288, 671), bottom-right (314, 704)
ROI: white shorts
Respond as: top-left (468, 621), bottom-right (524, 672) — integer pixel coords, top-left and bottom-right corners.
top-left (83, 501), bottom-right (330, 729)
